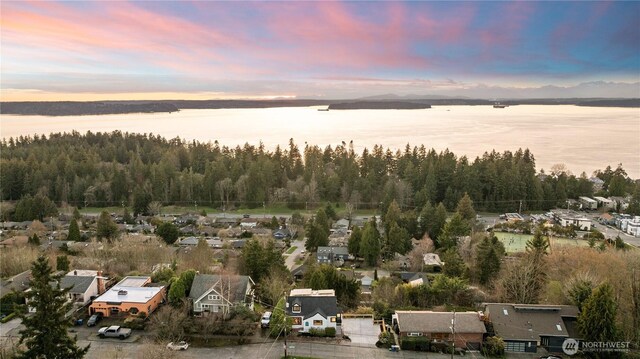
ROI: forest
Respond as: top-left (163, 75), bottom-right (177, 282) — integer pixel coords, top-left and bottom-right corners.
top-left (0, 131), bottom-right (636, 220)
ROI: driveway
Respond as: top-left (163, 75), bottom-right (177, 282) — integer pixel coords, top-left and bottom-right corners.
top-left (341, 318), bottom-right (381, 347)
top-left (284, 239), bottom-right (306, 270)
top-left (0, 318), bottom-right (21, 337)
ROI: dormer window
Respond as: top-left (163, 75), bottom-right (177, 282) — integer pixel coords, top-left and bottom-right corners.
top-left (292, 303), bottom-right (301, 313)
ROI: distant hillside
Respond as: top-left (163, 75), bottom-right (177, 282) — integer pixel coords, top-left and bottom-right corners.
top-left (328, 101), bottom-right (431, 110)
top-left (1, 97), bottom-right (637, 116)
top-left (1, 101), bottom-right (179, 116)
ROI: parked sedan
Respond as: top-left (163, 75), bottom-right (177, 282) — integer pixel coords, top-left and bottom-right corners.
top-left (86, 313), bottom-right (103, 327)
top-left (166, 341), bottom-right (189, 351)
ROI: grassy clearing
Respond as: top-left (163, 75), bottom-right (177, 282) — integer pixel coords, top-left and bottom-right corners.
top-left (285, 246), bottom-right (298, 255)
top-left (494, 231), bottom-right (591, 254)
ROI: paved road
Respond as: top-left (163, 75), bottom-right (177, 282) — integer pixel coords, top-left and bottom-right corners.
top-left (284, 239), bottom-right (306, 270)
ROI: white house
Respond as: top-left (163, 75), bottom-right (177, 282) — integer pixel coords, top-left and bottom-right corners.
top-left (593, 197), bottom-right (614, 210)
top-left (189, 274), bottom-right (254, 316)
top-left (286, 288), bottom-right (338, 333)
top-left (60, 270), bottom-right (106, 305)
top-left (624, 217), bottom-right (640, 237)
top-left (240, 218), bottom-right (258, 229)
top-left (552, 210), bottom-right (592, 231)
top-left (579, 197), bottom-right (598, 210)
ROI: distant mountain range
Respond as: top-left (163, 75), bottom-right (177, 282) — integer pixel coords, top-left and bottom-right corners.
top-left (1, 96), bottom-right (638, 116)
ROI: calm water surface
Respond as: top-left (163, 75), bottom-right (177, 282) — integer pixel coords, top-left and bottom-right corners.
top-left (1, 105), bottom-right (639, 177)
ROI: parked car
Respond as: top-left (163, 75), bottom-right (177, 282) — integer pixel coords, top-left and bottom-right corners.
top-left (166, 341), bottom-right (189, 351)
top-left (87, 313), bottom-right (103, 327)
top-left (261, 311), bottom-right (272, 328)
top-left (97, 325), bottom-right (132, 339)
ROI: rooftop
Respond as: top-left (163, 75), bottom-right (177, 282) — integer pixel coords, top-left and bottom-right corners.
top-left (484, 303), bottom-right (579, 341)
top-left (394, 311), bottom-right (486, 334)
top-left (116, 276), bottom-right (150, 288)
top-left (290, 288), bottom-right (335, 297)
top-left (94, 286), bottom-right (164, 304)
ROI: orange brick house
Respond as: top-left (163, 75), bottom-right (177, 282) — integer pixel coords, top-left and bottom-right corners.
top-left (89, 276), bottom-right (166, 317)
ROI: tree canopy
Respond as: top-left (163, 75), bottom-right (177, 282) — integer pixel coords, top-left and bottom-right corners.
top-left (17, 256), bottom-right (89, 359)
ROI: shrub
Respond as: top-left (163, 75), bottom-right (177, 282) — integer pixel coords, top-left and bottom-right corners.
top-left (308, 328), bottom-right (325, 337)
top-left (325, 327), bottom-right (336, 337)
top-left (0, 312), bottom-right (17, 323)
top-left (482, 336), bottom-right (505, 357)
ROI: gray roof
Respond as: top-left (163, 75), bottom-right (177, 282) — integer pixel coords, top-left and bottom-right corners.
top-left (484, 303), bottom-right (579, 341)
top-left (395, 311), bottom-right (486, 334)
top-left (189, 274), bottom-right (253, 303)
top-left (286, 291), bottom-right (338, 320)
top-left (0, 270), bottom-right (31, 297)
top-left (59, 275), bottom-right (95, 294)
top-left (317, 246), bottom-right (349, 255)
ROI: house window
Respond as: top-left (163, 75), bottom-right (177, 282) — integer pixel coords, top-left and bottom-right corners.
top-left (213, 306), bottom-right (219, 313)
top-left (292, 304), bottom-right (301, 313)
top-left (130, 307), bottom-right (139, 315)
top-left (292, 317), bottom-right (302, 325)
top-left (408, 332), bottom-right (423, 337)
top-left (208, 294), bottom-right (220, 300)
top-left (505, 341), bottom-right (526, 352)
top-left (313, 320), bottom-right (323, 326)
top-left (330, 317), bottom-right (336, 323)
top-left (305, 322), bottom-right (309, 327)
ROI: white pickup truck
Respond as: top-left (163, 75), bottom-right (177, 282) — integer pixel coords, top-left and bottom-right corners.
top-left (97, 325), bottom-right (132, 339)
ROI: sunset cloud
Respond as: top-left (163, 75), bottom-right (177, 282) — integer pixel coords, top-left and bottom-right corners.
top-left (1, 1), bottom-right (638, 100)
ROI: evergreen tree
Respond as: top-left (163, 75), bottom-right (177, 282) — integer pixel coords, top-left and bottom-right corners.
top-left (132, 188), bottom-right (152, 216)
top-left (168, 279), bottom-right (186, 306)
top-left (348, 226), bottom-right (362, 256)
top-left (72, 207), bottom-right (81, 221)
top-left (566, 276), bottom-right (595, 312)
top-left (578, 283), bottom-right (619, 343)
top-left (28, 234), bottom-right (40, 246)
top-left (269, 297), bottom-right (292, 338)
top-left (17, 256), bottom-right (89, 359)
top-left (156, 222), bottom-right (179, 245)
top-left (526, 228), bottom-right (550, 257)
top-left (359, 219), bottom-right (381, 266)
top-left (67, 219), bottom-right (81, 242)
top-left (442, 248), bottom-right (466, 278)
top-left (386, 222), bottom-right (410, 256)
top-left (123, 207), bottom-right (134, 225)
top-left (56, 255), bottom-right (70, 272)
top-left (476, 236), bottom-right (502, 285)
top-left (324, 203), bottom-right (337, 220)
top-left (626, 184), bottom-right (640, 216)
top-left (455, 193), bottom-right (476, 222)
top-left (96, 211), bottom-right (118, 241)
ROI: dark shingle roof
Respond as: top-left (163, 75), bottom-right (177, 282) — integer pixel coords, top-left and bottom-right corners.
top-left (286, 290), bottom-right (338, 320)
top-left (395, 311), bottom-right (486, 334)
top-left (60, 275), bottom-right (95, 294)
top-left (485, 303), bottom-right (579, 341)
top-left (188, 274), bottom-right (253, 303)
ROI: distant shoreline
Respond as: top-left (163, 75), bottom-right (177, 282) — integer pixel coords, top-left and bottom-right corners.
top-left (1, 98), bottom-right (638, 116)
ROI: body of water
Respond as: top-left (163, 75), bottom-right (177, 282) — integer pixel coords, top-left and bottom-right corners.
top-left (1, 105), bottom-right (639, 177)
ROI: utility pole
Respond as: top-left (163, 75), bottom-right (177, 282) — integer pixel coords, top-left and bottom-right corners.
top-left (283, 290), bottom-right (288, 359)
top-left (518, 200), bottom-right (523, 214)
top-left (450, 310), bottom-right (455, 359)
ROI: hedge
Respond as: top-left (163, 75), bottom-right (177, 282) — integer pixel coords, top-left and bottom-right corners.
top-left (325, 327), bottom-right (336, 337)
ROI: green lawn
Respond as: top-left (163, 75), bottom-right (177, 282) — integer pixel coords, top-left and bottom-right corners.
top-left (285, 246), bottom-right (298, 255)
top-left (494, 232), bottom-right (591, 254)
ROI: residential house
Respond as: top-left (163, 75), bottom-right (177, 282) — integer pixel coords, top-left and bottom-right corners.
top-left (90, 276), bottom-right (166, 317)
top-left (273, 228), bottom-right (292, 240)
top-left (609, 196), bottom-right (630, 211)
top-left (214, 217), bottom-right (239, 228)
top-left (398, 272), bottom-right (429, 286)
top-left (551, 210), bottom-right (592, 231)
top-left (291, 265), bottom-right (307, 282)
top-left (286, 288), bottom-right (338, 333)
top-left (593, 196), bottom-right (614, 210)
top-left (392, 311), bottom-right (486, 350)
top-left (579, 197), bottom-right (598, 210)
top-left (624, 217), bottom-right (640, 237)
top-left (331, 219), bottom-right (350, 232)
top-left (0, 270), bottom-right (31, 299)
top-left (316, 246), bottom-right (349, 266)
top-left (60, 270), bottom-right (106, 306)
top-left (178, 236), bottom-right (223, 248)
top-left (423, 253), bottom-right (444, 272)
top-left (484, 303), bottom-right (580, 353)
top-left (240, 218), bottom-right (258, 229)
top-left (598, 213), bottom-right (615, 226)
top-left (189, 274), bottom-right (254, 316)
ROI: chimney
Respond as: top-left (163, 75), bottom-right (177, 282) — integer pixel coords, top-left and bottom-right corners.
top-left (96, 270), bottom-right (105, 294)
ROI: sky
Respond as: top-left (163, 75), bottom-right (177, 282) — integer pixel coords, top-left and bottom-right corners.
top-left (1, 1), bottom-right (639, 101)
